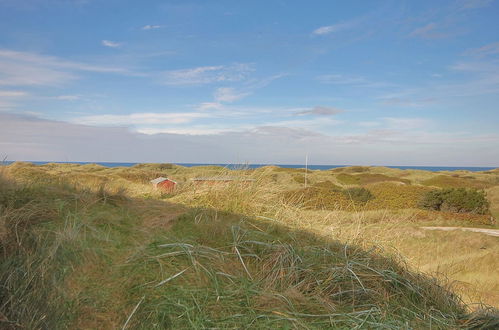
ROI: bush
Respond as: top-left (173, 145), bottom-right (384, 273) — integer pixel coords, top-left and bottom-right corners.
top-left (418, 188), bottom-right (489, 215)
top-left (342, 187), bottom-right (374, 203)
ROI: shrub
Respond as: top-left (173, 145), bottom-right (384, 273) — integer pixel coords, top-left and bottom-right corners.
top-left (342, 187), bottom-right (374, 203)
top-left (418, 188), bottom-right (490, 215)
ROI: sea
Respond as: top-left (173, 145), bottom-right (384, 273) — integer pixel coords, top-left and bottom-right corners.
top-left (2, 161), bottom-right (497, 172)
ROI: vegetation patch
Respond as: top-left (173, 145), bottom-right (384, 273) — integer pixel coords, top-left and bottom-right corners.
top-left (422, 175), bottom-right (492, 189)
top-left (367, 183), bottom-right (434, 210)
top-left (331, 166), bottom-right (370, 173)
top-left (312, 180), bottom-right (343, 191)
top-left (342, 187), bottom-right (374, 203)
top-left (336, 173), bottom-right (410, 185)
top-left (418, 188), bottom-right (490, 215)
top-left (284, 187), bottom-right (355, 210)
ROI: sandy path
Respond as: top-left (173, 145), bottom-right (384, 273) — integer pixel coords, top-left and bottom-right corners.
top-left (421, 226), bottom-right (499, 237)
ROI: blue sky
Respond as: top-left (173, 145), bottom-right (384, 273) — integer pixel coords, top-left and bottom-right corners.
top-left (0, 0), bottom-right (498, 165)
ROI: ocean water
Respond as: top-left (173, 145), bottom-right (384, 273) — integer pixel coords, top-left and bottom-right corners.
top-left (2, 161), bottom-right (496, 172)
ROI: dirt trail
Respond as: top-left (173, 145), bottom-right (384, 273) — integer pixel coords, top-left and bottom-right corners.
top-left (421, 226), bottom-right (499, 237)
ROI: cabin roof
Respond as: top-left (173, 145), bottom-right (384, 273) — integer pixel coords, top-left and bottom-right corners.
top-left (150, 177), bottom-right (178, 184)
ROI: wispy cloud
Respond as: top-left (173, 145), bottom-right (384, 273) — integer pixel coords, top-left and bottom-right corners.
top-left (383, 117), bottom-right (432, 129)
top-left (295, 106), bottom-right (344, 116)
top-left (55, 95), bottom-right (81, 101)
top-left (0, 90), bottom-right (28, 97)
top-left (464, 42), bottom-right (499, 57)
top-left (142, 24), bottom-right (163, 30)
top-left (317, 74), bottom-right (368, 85)
top-left (197, 102), bottom-right (225, 111)
top-left (74, 112), bottom-right (210, 126)
top-left (160, 64), bottom-right (253, 85)
top-left (0, 48), bottom-right (131, 87)
top-left (317, 74), bottom-right (390, 88)
top-left (408, 23), bottom-right (448, 39)
top-left (312, 21), bottom-right (358, 36)
top-left (0, 90), bottom-right (28, 109)
top-left (458, 0), bottom-right (494, 10)
top-left (380, 97), bottom-right (436, 107)
top-left (214, 87), bottom-right (250, 102)
top-left (101, 40), bottom-right (122, 48)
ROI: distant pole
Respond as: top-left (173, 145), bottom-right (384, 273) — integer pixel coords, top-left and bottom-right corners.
top-left (305, 154), bottom-right (308, 188)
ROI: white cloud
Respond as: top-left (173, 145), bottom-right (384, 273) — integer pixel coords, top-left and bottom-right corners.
top-left (160, 64), bottom-right (253, 85)
top-left (142, 25), bottom-right (163, 30)
top-left (312, 21), bottom-right (357, 36)
top-left (214, 87), bottom-right (250, 102)
top-left (101, 40), bottom-right (122, 48)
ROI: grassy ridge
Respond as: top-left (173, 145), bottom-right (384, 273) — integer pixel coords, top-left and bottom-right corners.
top-left (1, 163), bottom-right (499, 328)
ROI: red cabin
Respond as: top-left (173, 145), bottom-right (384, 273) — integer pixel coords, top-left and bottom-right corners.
top-left (150, 177), bottom-right (177, 193)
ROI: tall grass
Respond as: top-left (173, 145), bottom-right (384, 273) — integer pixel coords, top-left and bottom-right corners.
top-left (0, 171), bottom-right (136, 328)
top-left (1, 163), bottom-right (498, 328)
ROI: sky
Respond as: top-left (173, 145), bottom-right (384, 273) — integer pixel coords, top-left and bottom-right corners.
top-left (0, 0), bottom-right (498, 166)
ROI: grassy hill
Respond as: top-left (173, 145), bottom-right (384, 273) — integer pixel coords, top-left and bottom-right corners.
top-left (1, 163), bottom-right (498, 328)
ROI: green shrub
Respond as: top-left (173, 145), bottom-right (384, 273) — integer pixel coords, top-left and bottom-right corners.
top-left (418, 188), bottom-right (490, 215)
top-left (342, 187), bottom-right (374, 203)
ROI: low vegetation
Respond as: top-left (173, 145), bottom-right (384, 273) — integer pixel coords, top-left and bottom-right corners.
top-left (1, 162), bottom-right (499, 328)
top-left (419, 188), bottom-right (490, 215)
top-left (342, 187), bottom-right (374, 203)
top-left (422, 175), bottom-right (492, 189)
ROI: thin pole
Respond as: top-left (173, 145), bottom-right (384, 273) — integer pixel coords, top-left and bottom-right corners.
top-left (305, 154), bottom-right (308, 188)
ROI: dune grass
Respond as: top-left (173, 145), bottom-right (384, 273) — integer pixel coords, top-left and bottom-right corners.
top-left (1, 162), bottom-right (499, 328)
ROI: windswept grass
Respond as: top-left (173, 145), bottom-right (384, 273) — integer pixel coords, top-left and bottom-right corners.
top-left (1, 163), bottom-right (498, 328)
top-left (122, 209), bottom-right (492, 328)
